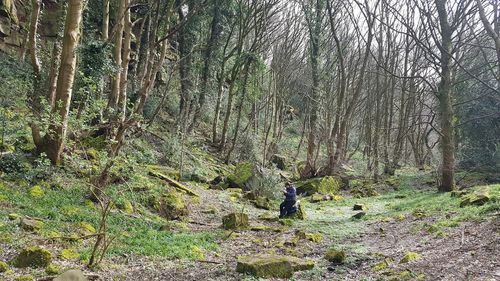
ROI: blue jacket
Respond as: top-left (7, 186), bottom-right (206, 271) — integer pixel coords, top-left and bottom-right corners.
top-left (284, 185), bottom-right (297, 202)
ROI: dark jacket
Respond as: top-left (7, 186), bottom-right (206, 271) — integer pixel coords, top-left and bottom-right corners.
top-left (284, 185), bottom-right (297, 202)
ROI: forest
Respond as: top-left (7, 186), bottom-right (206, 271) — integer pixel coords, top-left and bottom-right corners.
top-left (0, 0), bottom-right (499, 280)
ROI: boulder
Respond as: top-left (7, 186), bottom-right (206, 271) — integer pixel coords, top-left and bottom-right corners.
top-left (295, 230), bottom-right (323, 243)
top-left (236, 254), bottom-right (314, 278)
top-left (151, 191), bottom-right (188, 220)
top-left (310, 193), bottom-right (334, 203)
top-left (296, 176), bottom-right (342, 196)
top-left (54, 270), bottom-right (88, 281)
top-left (460, 193), bottom-right (490, 207)
top-left (19, 218), bottom-right (44, 232)
top-left (271, 154), bottom-right (287, 170)
top-left (253, 196), bottom-right (272, 210)
top-left (227, 161), bottom-right (255, 188)
top-left (287, 201), bottom-right (306, 220)
top-left (14, 246), bottom-right (52, 268)
top-left (324, 249), bottom-right (345, 264)
top-left (222, 213), bottom-right (249, 230)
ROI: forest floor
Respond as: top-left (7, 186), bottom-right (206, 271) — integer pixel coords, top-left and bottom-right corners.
top-left (0, 161), bottom-right (499, 281)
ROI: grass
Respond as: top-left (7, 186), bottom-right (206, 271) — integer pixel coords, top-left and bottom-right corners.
top-left (0, 172), bottom-right (222, 263)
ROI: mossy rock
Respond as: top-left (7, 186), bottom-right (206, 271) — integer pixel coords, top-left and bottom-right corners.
top-left (45, 263), bottom-right (60, 275)
top-left (226, 187), bottom-right (243, 193)
top-left (29, 185), bottom-right (44, 198)
top-left (236, 254), bottom-right (314, 278)
top-left (460, 193), bottom-right (490, 207)
top-left (271, 154), bottom-right (287, 170)
top-left (296, 176), bottom-right (342, 196)
top-left (250, 225), bottom-right (281, 232)
top-left (400, 251), bottom-right (421, 263)
top-left (75, 222), bottom-right (96, 235)
top-left (222, 213), bottom-right (249, 230)
top-left (54, 270), bottom-right (88, 281)
top-left (372, 258), bottom-right (392, 271)
top-left (116, 199), bottom-right (134, 214)
top-left (0, 260), bottom-right (8, 272)
top-left (385, 176), bottom-right (400, 187)
top-left (295, 230), bottom-right (323, 243)
top-left (310, 193), bottom-right (333, 203)
top-left (286, 202), bottom-right (306, 220)
top-left (258, 212), bottom-right (278, 222)
top-left (324, 249), bottom-right (346, 264)
top-left (14, 246), bottom-right (52, 268)
top-left (8, 213), bottom-right (20, 221)
top-left (19, 218), bottom-right (44, 232)
top-left (86, 148), bottom-right (99, 160)
top-left (227, 161), bottom-right (255, 188)
top-left (254, 196), bottom-right (273, 210)
top-left (152, 191), bottom-right (188, 220)
top-left (353, 204), bottom-right (367, 211)
top-left (14, 275), bottom-right (35, 281)
top-left (60, 249), bottom-right (80, 260)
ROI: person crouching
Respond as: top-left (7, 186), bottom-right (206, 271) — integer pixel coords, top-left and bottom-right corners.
top-left (279, 182), bottom-right (297, 218)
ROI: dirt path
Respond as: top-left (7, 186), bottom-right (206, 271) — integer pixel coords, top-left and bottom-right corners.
top-left (101, 183), bottom-right (500, 281)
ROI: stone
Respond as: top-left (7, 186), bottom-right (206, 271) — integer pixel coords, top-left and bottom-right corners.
top-left (296, 176), bottom-right (342, 196)
top-left (258, 212), bottom-right (278, 222)
top-left (325, 249), bottom-right (346, 264)
top-left (353, 204), bottom-right (366, 211)
top-left (271, 154), bottom-right (287, 170)
top-left (151, 191), bottom-right (188, 220)
top-left (372, 258), bottom-right (392, 271)
top-left (236, 254), bottom-right (314, 278)
top-left (14, 246), bottom-right (52, 268)
top-left (60, 249), bottom-right (80, 260)
top-left (460, 193), bottom-right (490, 207)
top-left (0, 260), bottom-right (8, 272)
top-left (352, 211), bottom-right (366, 219)
top-left (54, 270), bottom-right (88, 281)
top-left (45, 263), bottom-right (60, 275)
top-left (254, 196), bottom-right (273, 210)
top-left (222, 213), bottom-right (249, 230)
top-left (19, 218), bottom-right (44, 232)
top-left (285, 201), bottom-right (306, 220)
top-left (226, 188), bottom-right (243, 193)
top-left (295, 230), bottom-right (323, 243)
top-left (227, 161), bottom-right (255, 188)
top-left (8, 213), bottom-right (20, 220)
top-left (400, 252), bottom-right (421, 263)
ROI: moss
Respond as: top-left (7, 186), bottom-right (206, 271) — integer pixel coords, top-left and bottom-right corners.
top-left (227, 161), bottom-right (255, 188)
top-left (279, 218), bottom-right (293, 226)
top-left (60, 249), bottom-right (80, 260)
top-left (222, 213), bottom-right (249, 230)
top-left (394, 214), bottom-right (406, 221)
top-left (0, 260), bottom-right (8, 272)
top-left (190, 246), bottom-right (205, 260)
top-left (372, 258), bottom-right (392, 271)
top-left (45, 263), bottom-right (60, 275)
top-left (324, 249), bottom-right (346, 264)
top-left (60, 206), bottom-right (81, 216)
top-left (236, 255), bottom-right (314, 278)
top-left (296, 231), bottom-right (323, 243)
top-left (296, 176), bottom-right (342, 196)
top-left (19, 218), bottom-right (44, 232)
top-left (8, 213), bottom-right (20, 220)
top-left (154, 191), bottom-right (188, 220)
top-left (460, 193), bottom-right (490, 207)
top-left (76, 222), bottom-right (96, 234)
top-left (258, 212), bottom-right (278, 222)
top-left (14, 276), bottom-right (35, 281)
top-left (400, 251), bottom-right (421, 263)
top-left (14, 246), bottom-right (52, 268)
top-left (254, 196), bottom-right (273, 210)
top-left (116, 199), bottom-right (134, 214)
top-left (29, 185), bottom-right (44, 198)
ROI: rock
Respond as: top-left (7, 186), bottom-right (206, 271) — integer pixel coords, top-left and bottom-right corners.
top-left (29, 185), bottom-right (44, 198)
top-left (296, 176), bottom-right (342, 196)
top-left (325, 249), bottom-right (346, 264)
top-left (222, 213), bottom-right (249, 230)
top-left (460, 193), bottom-right (490, 207)
top-left (352, 211), bottom-right (366, 219)
top-left (254, 196), bottom-right (273, 210)
top-left (19, 218), bottom-right (44, 232)
top-left (271, 154), bottom-right (287, 170)
top-left (116, 199), bottom-right (134, 214)
top-left (372, 258), bottom-right (392, 271)
top-left (210, 175), bottom-right (225, 185)
top-left (236, 254), bottom-right (314, 278)
top-left (46, 263), bottom-right (60, 275)
top-left (60, 249), bottom-right (80, 260)
top-left (54, 270), bottom-right (88, 281)
top-left (8, 213), bottom-right (20, 220)
top-left (151, 191), bottom-right (189, 220)
top-left (0, 260), bottom-right (8, 272)
top-left (285, 201), bottom-right (306, 220)
top-left (14, 246), bottom-right (52, 268)
top-left (226, 188), bottom-right (243, 193)
top-left (227, 161), bottom-right (255, 188)
top-left (190, 173), bottom-right (209, 183)
top-left (258, 212), bottom-right (278, 222)
top-left (400, 251), bottom-right (421, 263)
top-left (295, 230), bottom-right (323, 243)
top-left (353, 204), bottom-right (366, 211)
top-left (75, 222), bottom-right (96, 235)
top-left (250, 225), bottom-right (281, 232)
top-left (310, 193), bottom-right (333, 203)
